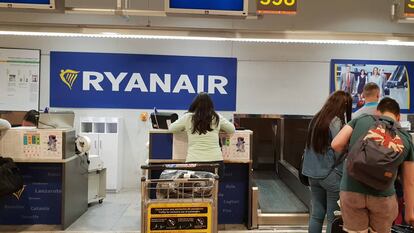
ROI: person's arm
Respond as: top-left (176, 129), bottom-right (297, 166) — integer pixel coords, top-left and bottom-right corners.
top-left (219, 115), bottom-right (235, 134)
top-left (403, 161), bottom-right (414, 226)
top-left (168, 114), bottom-right (187, 133)
top-left (0, 119), bottom-right (11, 131)
top-left (329, 117), bottom-right (342, 138)
top-left (331, 125), bottom-right (353, 152)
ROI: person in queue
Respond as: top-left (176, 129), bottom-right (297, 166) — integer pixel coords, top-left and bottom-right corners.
top-left (22, 109), bottom-right (39, 127)
top-left (332, 98), bottom-right (414, 233)
top-left (168, 92), bottom-right (235, 177)
top-left (352, 82), bottom-right (380, 118)
top-left (302, 90), bottom-right (353, 233)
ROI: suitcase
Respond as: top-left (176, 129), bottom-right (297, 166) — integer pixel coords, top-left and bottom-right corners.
top-left (392, 225), bottom-right (414, 233)
top-left (331, 215), bottom-right (346, 233)
top-left (156, 170), bottom-right (215, 199)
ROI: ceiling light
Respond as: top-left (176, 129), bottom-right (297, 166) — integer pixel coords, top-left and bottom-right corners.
top-left (0, 30), bottom-right (414, 46)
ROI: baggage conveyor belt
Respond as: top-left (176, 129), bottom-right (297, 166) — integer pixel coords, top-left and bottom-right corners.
top-left (251, 170), bottom-right (309, 227)
top-left (253, 171), bottom-right (308, 213)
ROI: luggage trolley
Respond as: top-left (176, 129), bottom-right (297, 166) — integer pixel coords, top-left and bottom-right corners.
top-left (141, 163), bottom-right (220, 233)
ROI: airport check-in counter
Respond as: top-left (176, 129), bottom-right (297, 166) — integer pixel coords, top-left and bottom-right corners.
top-left (0, 128), bottom-right (88, 230)
top-left (234, 114), bottom-right (312, 210)
top-left (148, 129), bottom-right (254, 228)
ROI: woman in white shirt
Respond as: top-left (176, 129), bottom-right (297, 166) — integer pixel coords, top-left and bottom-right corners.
top-left (169, 92), bottom-right (235, 176)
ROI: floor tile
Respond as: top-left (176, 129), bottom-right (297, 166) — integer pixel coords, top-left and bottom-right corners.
top-left (111, 216), bottom-right (140, 231)
top-left (66, 214), bottom-right (121, 231)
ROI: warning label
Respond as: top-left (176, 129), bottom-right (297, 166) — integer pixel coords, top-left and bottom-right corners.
top-left (147, 203), bottom-right (212, 233)
top-left (150, 217), bottom-right (208, 230)
top-left (151, 207), bottom-right (208, 215)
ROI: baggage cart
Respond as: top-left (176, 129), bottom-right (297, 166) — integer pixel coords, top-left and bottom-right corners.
top-left (141, 163), bottom-right (220, 233)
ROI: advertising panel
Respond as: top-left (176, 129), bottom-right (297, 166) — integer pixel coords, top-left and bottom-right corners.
top-left (0, 163), bottom-right (62, 224)
top-left (331, 59), bottom-right (412, 113)
top-left (50, 52), bottom-right (237, 111)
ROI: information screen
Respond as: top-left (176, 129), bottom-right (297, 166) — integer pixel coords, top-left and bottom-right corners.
top-left (167, 0), bottom-right (247, 16)
top-left (169, 0), bottom-right (244, 11)
top-left (0, 0), bottom-right (54, 9)
top-left (0, 48), bottom-right (40, 111)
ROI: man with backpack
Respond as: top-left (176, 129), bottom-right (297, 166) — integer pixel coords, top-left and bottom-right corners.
top-left (331, 97), bottom-right (414, 233)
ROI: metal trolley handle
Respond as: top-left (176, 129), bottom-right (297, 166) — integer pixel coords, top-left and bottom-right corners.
top-left (141, 163), bottom-right (221, 181)
top-left (141, 163), bottom-right (220, 171)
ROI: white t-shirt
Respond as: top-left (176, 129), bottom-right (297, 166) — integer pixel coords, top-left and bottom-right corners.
top-left (169, 113), bottom-right (235, 162)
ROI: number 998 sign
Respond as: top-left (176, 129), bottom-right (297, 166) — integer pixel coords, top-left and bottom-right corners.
top-left (405, 0), bottom-right (414, 17)
top-left (256, 0), bottom-right (297, 15)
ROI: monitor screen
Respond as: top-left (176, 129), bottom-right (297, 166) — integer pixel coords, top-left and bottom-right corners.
top-left (166, 0), bottom-right (248, 16)
top-left (0, 0), bottom-right (55, 9)
top-left (151, 112), bottom-right (178, 129)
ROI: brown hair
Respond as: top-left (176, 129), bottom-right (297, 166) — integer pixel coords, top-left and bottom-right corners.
top-left (363, 82), bottom-right (380, 98)
top-left (306, 91), bottom-right (353, 154)
top-left (188, 92), bottom-right (219, 135)
top-left (377, 97), bottom-right (400, 116)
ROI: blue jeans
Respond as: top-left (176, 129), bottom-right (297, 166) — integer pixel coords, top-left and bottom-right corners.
top-left (308, 171), bottom-right (341, 233)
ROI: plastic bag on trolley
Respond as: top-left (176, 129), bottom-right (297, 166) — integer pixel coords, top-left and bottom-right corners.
top-left (156, 170), bottom-right (215, 199)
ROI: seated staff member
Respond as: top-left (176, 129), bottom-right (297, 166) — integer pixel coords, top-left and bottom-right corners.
top-left (169, 92), bottom-right (235, 176)
top-left (22, 110), bottom-right (39, 126)
top-left (0, 118), bottom-right (11, 130)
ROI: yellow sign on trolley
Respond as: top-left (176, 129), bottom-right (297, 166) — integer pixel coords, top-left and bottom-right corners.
top-left (147, 202), bottom-right (212, 233)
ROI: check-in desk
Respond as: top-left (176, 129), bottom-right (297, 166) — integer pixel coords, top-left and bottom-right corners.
top-left (148, 129), bottom-right (253, 228)
top-left (0, 128), bottom-right (88, 230)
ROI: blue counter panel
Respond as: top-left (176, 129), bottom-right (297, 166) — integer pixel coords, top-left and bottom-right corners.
top-left (218, 163), bottom-right (248, 224)
top-left (150, 134), bottom-right (173, 160)
top-left (0, 163), bottom-right (62, 225)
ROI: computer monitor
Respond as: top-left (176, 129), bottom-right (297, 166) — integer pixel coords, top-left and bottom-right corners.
top-left (151, 111), bottom-right (178, 129)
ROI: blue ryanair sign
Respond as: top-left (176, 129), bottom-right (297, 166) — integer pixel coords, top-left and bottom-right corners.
top-left (50, 52), bottom-right (237, 111)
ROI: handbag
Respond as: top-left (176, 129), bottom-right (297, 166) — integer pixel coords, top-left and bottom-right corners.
top-left (0, 157), bottom-right (24, 198)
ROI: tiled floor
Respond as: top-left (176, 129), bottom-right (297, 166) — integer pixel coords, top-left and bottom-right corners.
top-left (7, 189), bottom-right (309, 232)
top-left (67, 189), bottom-right (141, 231)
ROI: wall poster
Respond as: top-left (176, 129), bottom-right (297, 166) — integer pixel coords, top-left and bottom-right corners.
top-left (330, 59), bottom-right (412, 113)
top-left (0, 48), bottom-right (40, 111)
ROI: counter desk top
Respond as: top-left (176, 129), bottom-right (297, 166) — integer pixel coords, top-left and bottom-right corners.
top-left (148, 159), bottom-right (252, 164)
top-left (11, 155), bottom-right (79, 163)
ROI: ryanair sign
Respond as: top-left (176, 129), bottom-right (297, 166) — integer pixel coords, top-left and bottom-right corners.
top-left (50, 52), bottom-right (237, 111)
